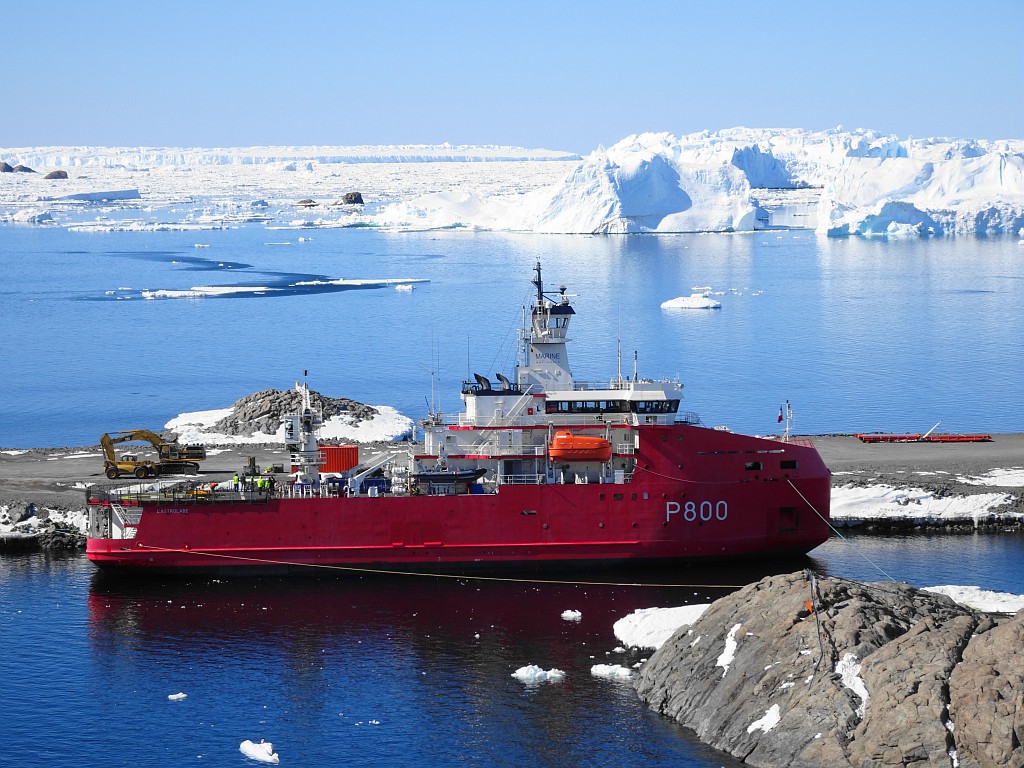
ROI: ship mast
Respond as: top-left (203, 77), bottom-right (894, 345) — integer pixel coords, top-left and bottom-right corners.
top-left (517, 261), bottom-right (576, 392)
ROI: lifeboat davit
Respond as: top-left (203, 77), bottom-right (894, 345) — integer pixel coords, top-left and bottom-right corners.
top-left (548, 431), bottom-right (612, 463)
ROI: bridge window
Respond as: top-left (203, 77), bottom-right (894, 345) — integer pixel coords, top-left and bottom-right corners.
top-left (632, 400), bottom-right (681, 414)
top-left (546, 399), bottom-right (631, 415)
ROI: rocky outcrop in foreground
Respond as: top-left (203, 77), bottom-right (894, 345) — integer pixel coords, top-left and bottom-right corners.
top-left (207, 388), bottom-right (379, 439)
top-left (636, 571), bottom-right (1023, 767)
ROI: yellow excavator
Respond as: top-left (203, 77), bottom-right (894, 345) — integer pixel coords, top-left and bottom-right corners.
top-left (101, 430), bottom-right (207, 480)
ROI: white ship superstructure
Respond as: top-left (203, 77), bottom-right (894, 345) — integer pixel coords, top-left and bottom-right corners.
top-left (418, 262), bottom-right (686, 488)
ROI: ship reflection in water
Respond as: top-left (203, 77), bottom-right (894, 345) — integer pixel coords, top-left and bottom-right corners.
top-left (85, 561), bottom-right (811, 767)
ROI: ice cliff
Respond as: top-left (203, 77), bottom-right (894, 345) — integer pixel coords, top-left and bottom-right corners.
top-left (373, 128), bottom-right (1024, 236)
top-left (375, 134), bottom-right (759, 233)
top-left (3, 128), bottom-right (1022, 237)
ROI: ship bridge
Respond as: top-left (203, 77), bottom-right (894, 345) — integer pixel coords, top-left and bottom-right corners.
top-left (544, 377), bottom-right (684, 426)
top-left (516, 261), bottom-right (576, 393)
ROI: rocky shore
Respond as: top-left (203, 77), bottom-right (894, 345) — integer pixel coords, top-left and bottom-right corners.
top-left (636, 570), bottom-right (1023, 767)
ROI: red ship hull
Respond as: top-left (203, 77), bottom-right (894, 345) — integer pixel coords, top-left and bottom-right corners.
top-left (87, 425), bottom-right (831, 575)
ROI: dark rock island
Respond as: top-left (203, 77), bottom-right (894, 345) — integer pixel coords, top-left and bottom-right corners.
top-left (636, 570), bottom-right (1022, 767)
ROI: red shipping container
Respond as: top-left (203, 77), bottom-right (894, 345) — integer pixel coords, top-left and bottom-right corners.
top-left (319, 444), bottom-right (358, 473)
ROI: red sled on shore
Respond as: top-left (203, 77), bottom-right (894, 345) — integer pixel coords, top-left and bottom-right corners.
top-left (856, 432), bottom-right (992, 444)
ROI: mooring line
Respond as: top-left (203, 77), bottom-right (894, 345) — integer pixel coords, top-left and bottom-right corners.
top-left (133, 543), bottom-right (743, 589)
top-left (787, 478), bottom-right (898, 582)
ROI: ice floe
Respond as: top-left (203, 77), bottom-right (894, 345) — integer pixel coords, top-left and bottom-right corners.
top-left (512, 664), bottom-right (565, 684)
top-left (590, 664), bottom-right (633, 679)
top-left (660, 293), bottom-right (722, 310)
top-left (239, 739), bottom-right (279, 764)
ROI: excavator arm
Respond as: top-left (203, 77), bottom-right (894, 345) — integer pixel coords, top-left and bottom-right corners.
top-left (100, 430), bottom-right (206, 480)
top-left (110, 429), bottom-right (207, 462)
top-left (100, 432), bottom-right (136, 462)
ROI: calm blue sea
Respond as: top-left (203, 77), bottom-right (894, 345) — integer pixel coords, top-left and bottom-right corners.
top-left (2, 536), bottom-right (1022, 768)
top-left (1, 224), bottom-right (1022, 447)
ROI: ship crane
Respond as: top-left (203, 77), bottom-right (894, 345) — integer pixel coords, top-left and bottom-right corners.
top-left (282, 382), bottom-right (323, 486)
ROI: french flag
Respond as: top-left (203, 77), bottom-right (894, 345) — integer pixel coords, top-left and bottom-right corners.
top-left (777, 406), bottom-right (784, 423)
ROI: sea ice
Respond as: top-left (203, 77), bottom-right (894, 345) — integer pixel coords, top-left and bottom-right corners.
top-left (590, 664), bottom-right (633, 679)
top-left (512, 664), bottom-right (565, 684)
top-left (660, 293), bottom-right (722, 310)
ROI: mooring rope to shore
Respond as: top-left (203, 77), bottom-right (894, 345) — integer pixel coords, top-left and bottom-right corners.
top-left (787, 478), bottom-right (899, 582)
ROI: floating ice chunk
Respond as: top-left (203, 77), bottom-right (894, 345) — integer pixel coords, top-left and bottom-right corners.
top-left (239, 740), bottom-right (279, 764)
top-left (747, 704), bottom-right (782, 734)
top-left (660, 293), bottom-right (722, 310)
top-left (512, 664), bottom-right (565, 684)
top-left (167, 692), bottom-right (187, 701)
top-left (561, 609), bottom-right (582, 621)
top-left (590, 664), bottom-right (633, 679)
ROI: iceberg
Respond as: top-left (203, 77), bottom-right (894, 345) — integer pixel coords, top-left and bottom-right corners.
top-left (818, 153), bottom-right (1024, 237)
top-left (376, 133), bottom-right (759, 233)
top-left (3, 129), bottom-right (1021, 236)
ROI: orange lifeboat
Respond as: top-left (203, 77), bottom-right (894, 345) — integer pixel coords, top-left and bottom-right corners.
top-left (548, 431), bottom-right (612, 463)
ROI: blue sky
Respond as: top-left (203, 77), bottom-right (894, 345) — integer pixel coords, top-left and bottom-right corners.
top-left (3, 0), bottom-right (1021, 151)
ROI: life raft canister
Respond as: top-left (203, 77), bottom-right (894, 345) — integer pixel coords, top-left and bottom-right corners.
top-left (547, 430), bottom-right (612, 462)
